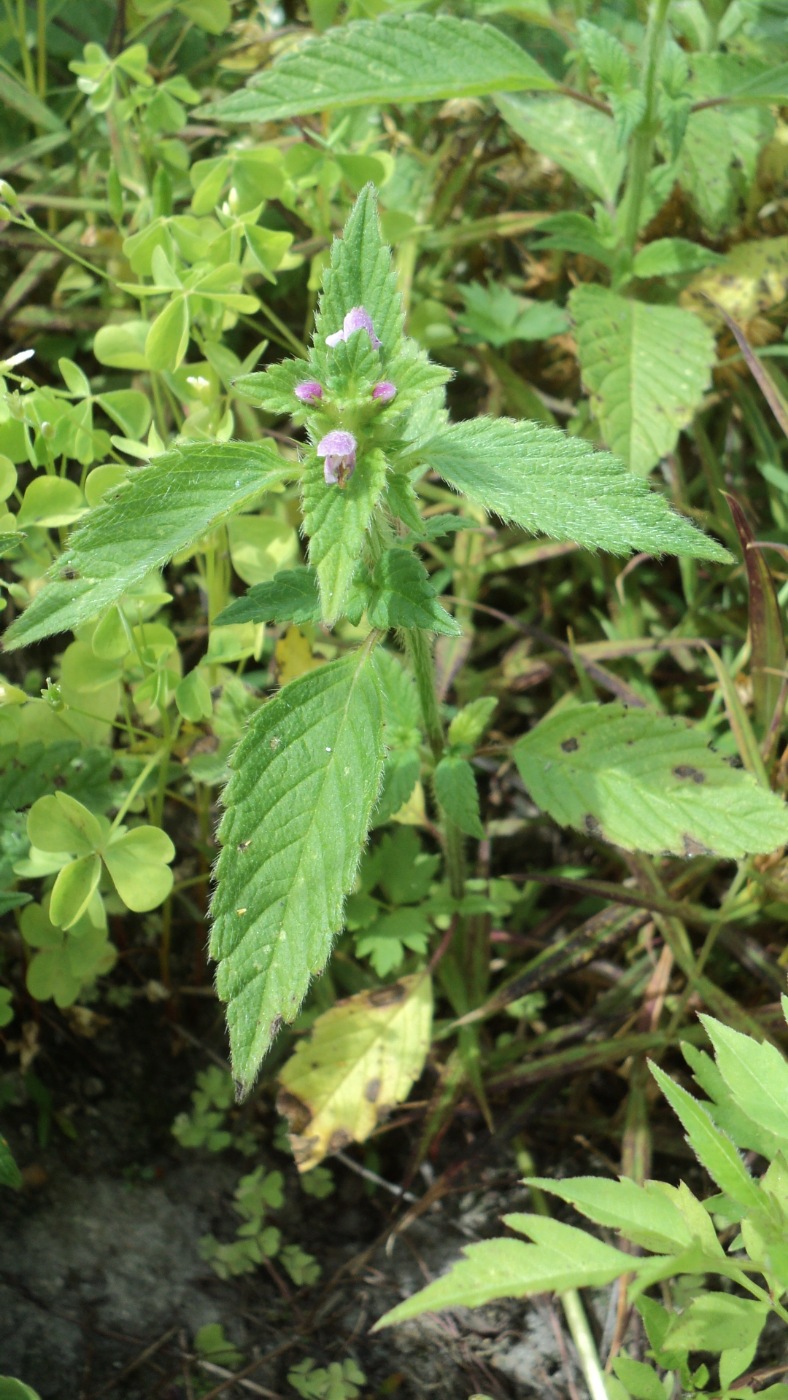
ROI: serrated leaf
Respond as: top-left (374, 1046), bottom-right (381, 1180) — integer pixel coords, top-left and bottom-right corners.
top-left (366, 549), bottom-right (460, 635)
top-left (675, 99), bottom-right (770, 232)
top-left (570, 286), bottom-right (716, 476)
top-left (699, 1015), bottom-right (788, 1143)
top-left (313, 185), bottom-right (403, 361)
top-left (303, 447), bottom-right (388, 624)
top-left (448, 697), bottom-right (497, 749)
top-left (277, 973), bottom-right (432, 1171)
top-left (419, 417), bottom-right (730, 562)
top-left (513, 702), bottom-right (788, 857)
top-left (376, 1216), bottom-right (634, 1327)
top-left (210, 650), bottom-right (385, 1095)
top-left (649, 1061), bottom-right (763, 1210)
top-left (528, 1176), bottom-right (694, 1254)
top-left (496, 93), bottom-right (627, 203)
top-left (214, 569), bottom-right (321, 628)
top-left (233, 359), bottom-right (314, 414)
top-left (576, 20), bottom-right (631, 92)
top-left (202, 14), bottom-right (555, 123)
top-left (434, 756), bottom-right (483, 838)
top-left (4, 442), bottom-right (292, 649)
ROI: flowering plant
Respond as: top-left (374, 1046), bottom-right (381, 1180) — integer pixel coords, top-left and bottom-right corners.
top-left (4, 187), bottom-right (738, 1097)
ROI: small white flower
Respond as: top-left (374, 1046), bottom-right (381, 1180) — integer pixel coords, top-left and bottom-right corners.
top-left (0, 348), bottom-right (35, 370)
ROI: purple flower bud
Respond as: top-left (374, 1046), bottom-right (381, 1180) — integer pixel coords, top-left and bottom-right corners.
top-left (294, 380), bottom-right (323, 403)
top-left (326, 306), bottom-right (382, 350)
top-left (372, 380), bottom-right (396, 403)
top-left (317, 429), bottom-right (357, 487)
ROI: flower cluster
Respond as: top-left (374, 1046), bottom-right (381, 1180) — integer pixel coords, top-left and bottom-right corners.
top-left (295, 305), bottom-right (397, 487)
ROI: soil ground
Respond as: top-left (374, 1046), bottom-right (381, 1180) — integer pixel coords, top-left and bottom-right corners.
top-left (0, 994), bottom-right (594, 1400)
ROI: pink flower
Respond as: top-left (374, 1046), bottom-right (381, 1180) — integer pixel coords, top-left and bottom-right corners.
top-left (326, 306), bottom-right (381, 350)
top-left (372, 381), bottom-right (396, 403)
top-left (294, 380), bottom-right (323, 403)
top-left (317, 429), bottom-right (357, 487)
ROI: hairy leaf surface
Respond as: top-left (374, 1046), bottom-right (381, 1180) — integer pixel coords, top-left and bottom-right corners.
top-left (313, 185), bottom-right (403, 362)
top-left (303, 448), bottom-right (388, 624)
top-left (4, 442), bottom-right (291, 649)
top-left (203, 14), bottom-right (555, 124)
top-left (419, 418), bottom-right (730, 561)
top-left (514, 702), bottom-right (788, 857)
top-left (366, 549), bottom-right (460, 635)
top-left (649, 1063), bottom-right (763, 1210)
top-left (213, 569), bottom-right (321, 628)
top-left (211, 651), bottom-right (385, 1095)
top-left (570, 286), bottom-right (716, 476)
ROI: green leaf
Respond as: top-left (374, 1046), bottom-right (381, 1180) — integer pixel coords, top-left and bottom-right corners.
top-left (210, 650), bottom-right (385, 1095)
top-left (459, 281), bottom-right (568, 347)
top-left (434, 756), bottom-right (484, 838)
top-left (202, 14), bottom-right (556, 123)
top-left (313, 185), bottom-right (403, 362)
top-left (50, 853), bottom-right (102, 929)
top-left (528, 1176), bottom-right (694, 1253)
top-left (375, 1216), bottom-right (634, 1327)
top-left (4, 442), bottom-right (292, 649)
top-left (675, 106), bottom-right (767, 232)
top-left (532, 213), bottom-right (617, 270)
top-left (175, 668), bottom-right (213, 722)
top-left (699, 1015), bottom-right (788, 1144)
top-left (448, 697), bottom-right (497, 749)
top-left (0, 66), bottom-right (65, 132)
top-left (496, 93), bottom-right (626, 203)
top-left (366, 549), bottom-right (460, 636)
top-left (303, 448), bottom-right (388, 624)
top-left (233, 359), bottom-right (314, 414)
top-left (570, 286), bottom-right (716, 476)
top-left (513, 702), bottom-right (788, 857)
top-left (0, 1136), bottom-right (22, 1190)
top-left (214, 569), bottom-right (321, 628)
top-left (17, 477), bottom-right (85, 528)
top-left (103, 827), bottom-right (175, 911)
top-left (650, 1061), bottom-right (763, 1210)
top-left (633, 238), bottom-right (724, 278)
top-left (611, 1356), bottom-right (667, 1400)
top-left (420, 418), bottom-right (730, 562)
top-left (27, 792), bottom-right (103, 855)
top-left (146, 296), bottom-right (190, 372)
top-left (0, 1379), bottom-right (42, 1400)
top-left (665, 1294), bottom-right (768, 1352)
top-left (723, 62), bottom-right (788, 104)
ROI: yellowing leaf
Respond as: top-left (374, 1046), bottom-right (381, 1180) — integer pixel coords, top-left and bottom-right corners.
top-left (275, 625), bottom-right (321, 684)
top-left (681, 236), bottom-right (788, 326)
top-left (278, 973), bottom-right (432, 1171)
top-left (391, 779), bottom-right (426, 826)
